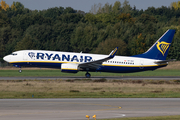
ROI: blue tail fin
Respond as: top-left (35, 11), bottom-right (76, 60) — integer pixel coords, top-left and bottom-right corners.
top-left (133, 29), bottom-right (176, 60)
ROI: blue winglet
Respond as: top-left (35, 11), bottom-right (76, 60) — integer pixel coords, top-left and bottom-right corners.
top-left (109, 47), bottom-right (118, 58)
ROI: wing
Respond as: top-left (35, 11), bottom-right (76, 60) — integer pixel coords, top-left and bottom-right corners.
top-left (78, 47), bottom-right (118, 70)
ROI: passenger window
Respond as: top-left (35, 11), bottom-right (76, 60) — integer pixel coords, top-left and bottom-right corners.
top-left (11, 53), bottom-right (17, 56)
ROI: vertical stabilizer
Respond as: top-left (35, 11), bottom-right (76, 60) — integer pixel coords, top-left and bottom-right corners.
top-left (133, 29), bottom-right (176, 60)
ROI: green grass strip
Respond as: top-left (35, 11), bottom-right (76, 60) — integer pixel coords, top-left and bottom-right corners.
top-left (0, 79), bottom-right (180, 98)
top-left (0, 69), bottom-right (180, 77)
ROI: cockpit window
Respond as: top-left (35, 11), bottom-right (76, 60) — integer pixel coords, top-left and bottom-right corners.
top-left (11, 53), bottom-right (17, 56)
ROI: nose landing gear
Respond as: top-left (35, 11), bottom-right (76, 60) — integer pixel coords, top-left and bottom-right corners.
top-left (85, 72), bottom-right (91, 78)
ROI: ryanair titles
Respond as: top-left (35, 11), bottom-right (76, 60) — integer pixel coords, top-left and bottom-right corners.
top-left (28, 52), bottom-right (92, 62)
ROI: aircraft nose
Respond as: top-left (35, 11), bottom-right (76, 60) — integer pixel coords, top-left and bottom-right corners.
top-left (3, 55), bottom-right (10, 62)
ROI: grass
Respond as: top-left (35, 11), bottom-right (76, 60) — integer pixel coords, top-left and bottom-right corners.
top-left (1, 63), bottom-right (180, 119)
top-left (1, 80), bottom-right (180, 120)
top-left (0, 79), bottom-right (180, 98)
top-left (0, 69), bottom-right (180, 77)
top-left (100, 115), bottom-right (180, 120)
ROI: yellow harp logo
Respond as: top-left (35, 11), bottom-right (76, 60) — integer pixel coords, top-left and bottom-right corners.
top-left (156, 41), bottom-right (171, 56)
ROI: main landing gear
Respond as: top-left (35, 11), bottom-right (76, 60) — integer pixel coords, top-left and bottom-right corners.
top-left (85, 72), bottom-right (91, 78)
top-left (19, 67), bottom-right (22, 73)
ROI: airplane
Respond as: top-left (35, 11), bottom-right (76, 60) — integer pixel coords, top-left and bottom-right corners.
top-left (3, 29), bottom-right (175, 78)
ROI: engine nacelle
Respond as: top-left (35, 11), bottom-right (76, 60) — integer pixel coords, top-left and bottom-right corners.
top-left (61, 63), bottom-right (79, 73)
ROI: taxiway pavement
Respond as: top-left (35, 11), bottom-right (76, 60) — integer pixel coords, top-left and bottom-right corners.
top-left (0, 98), bottom-right (180, 120)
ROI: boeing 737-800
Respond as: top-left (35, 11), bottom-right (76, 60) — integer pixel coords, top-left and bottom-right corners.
top-left (3, 29), bottom-right (175, 78)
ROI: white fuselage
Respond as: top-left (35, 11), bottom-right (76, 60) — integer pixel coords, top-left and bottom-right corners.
top-left (3, 50), bottom-right (167, 73)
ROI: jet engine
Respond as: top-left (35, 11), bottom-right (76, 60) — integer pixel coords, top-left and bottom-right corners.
top-left (61, 63), bottom-right (79, 73)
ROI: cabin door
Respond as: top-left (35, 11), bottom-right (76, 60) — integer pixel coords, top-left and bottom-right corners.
top-left (23, 52), bottom-right (28, 60)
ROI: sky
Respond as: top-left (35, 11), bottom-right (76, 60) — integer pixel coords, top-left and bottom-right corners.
top-left (4, 0), bottom-right (179, 12)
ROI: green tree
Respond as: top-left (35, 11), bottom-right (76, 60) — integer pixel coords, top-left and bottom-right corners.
top-left (122, 0), bottom-right (132, 13)
top-left (0, 26), bottom-right (15, 61)
top-left (130, 33), bottom-right (146, 55)
top-left (94, 38), bottom-right (127, 55)
top-left (53, 22), bottom-right (76, 52)
top-left (40, 7), bottom-right (64, 19)
top-left (15, 34), bottom-right (33, 50)
top-left (12, 14), bottom-right (52, 31)
top-left (112, 1), bottom-right (121, 14)
top-left (85, 13), bottom-right (98, 24)
top-left (71, 24), bottom-right (98, 52)
top-left (167, 29), bottom-right (180, 60)
top-left (64, 7), bottom-right (76, 14)
top-left (14, 24), bottom-right (53, 51)
top-left (58, 13), bottom-right (84, 24)
top-left (96, 13), bottom-right (116, 25)
top-left (0, 12), bottom-right (10, 27)
top-left (117, 13), bottom-right (135, 23)
top-left (11, 1), bottom-right (24, 11)
top-left (137, 14), bottom-right (157, 24)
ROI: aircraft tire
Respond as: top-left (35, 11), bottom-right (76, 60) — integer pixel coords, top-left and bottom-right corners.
top-left (85, 72), bottom-right (91, 78)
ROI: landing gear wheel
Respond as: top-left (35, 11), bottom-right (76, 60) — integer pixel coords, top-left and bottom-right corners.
top-left (85, 72), bottom-right (91, 78)
top-left (19, 69), bottom-right (22, 73)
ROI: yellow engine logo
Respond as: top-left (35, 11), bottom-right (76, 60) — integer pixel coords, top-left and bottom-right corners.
top-left (156, 41), bottom-right (171, 56)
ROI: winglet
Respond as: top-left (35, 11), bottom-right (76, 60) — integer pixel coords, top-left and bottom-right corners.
top-left (109, 47), bottom-right (118, 58)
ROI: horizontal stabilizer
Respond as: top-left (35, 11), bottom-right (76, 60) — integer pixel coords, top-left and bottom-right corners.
top-left (154, 59), bottom-right (176, 64)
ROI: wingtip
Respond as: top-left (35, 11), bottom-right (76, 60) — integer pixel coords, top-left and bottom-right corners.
top-left (109, 47), bottom-right (118, 58)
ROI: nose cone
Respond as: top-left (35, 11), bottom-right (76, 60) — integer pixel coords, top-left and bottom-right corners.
top-left (3, 55), bottom-right (10, 62)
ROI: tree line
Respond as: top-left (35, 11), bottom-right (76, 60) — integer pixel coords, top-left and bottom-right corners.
top-left (0, 0), bottom-right (180, 62)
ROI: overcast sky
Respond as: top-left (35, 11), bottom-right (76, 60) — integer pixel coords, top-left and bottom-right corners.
top-left (4, 0), bottom-right (179, 12)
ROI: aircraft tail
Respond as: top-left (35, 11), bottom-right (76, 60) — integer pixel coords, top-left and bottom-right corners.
top-left (133, 29), bottom-right (176, 60)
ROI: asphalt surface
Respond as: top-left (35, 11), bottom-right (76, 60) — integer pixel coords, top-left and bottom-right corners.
top-left (0, 98), bottom-right (180, 120)
top-left (0, 76), bottom-right (180, 80)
